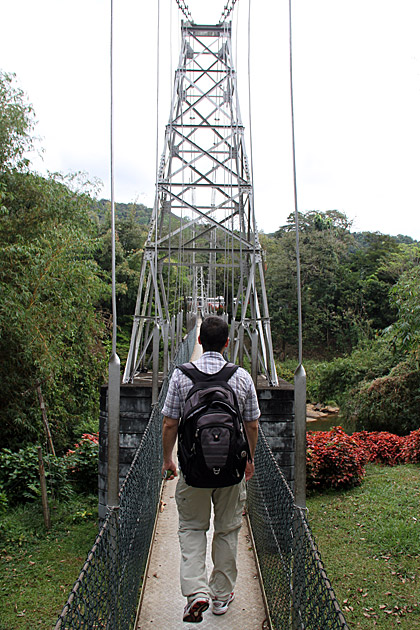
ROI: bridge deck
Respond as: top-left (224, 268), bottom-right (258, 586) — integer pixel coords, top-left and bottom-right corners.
top-left (135, 480), bottom-right (268, 629)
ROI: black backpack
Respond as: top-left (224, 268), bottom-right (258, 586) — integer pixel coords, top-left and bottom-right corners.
top-left (177, 362), bottom-right (251, 488)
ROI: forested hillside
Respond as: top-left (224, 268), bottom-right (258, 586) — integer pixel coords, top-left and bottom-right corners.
top-left (1, 70), bottom-right (419, 459)
top-left (263, 209), bottom-right (419, 435)
top-left (264, 209), bottom-right (418, 357)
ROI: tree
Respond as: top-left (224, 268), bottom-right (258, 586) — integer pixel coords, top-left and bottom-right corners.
top-left (266, 210), bottom-right (356, 357)
top-left (0, 71), bottom-right (35, 170)
top-left (345, 232), bottom-right (400, 330)
top-left (0, 170), bottom-right (108, 451)
top-left (386, 245), bottom-right (420, 357)
top-left (94, 202), bottom-right (147, 326)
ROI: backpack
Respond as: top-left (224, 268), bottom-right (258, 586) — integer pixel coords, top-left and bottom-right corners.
top-left (177, 362), bottom-right (251, 488)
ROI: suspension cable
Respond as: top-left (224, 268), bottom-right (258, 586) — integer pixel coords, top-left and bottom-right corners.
top-left (175, 0), bottom-right (194, 23)
top-left (288, 0), bottom-right (303, 365)
top-left (219, 0), bottom-right (239, 24)
top-left (167, 0), bottom-right (174, 311)
top-left (110, 0), bottom-right (117, 356)
top-left (154, 0), bottom-right (161, 324)
top-left (247, 0), bottom-right (257, 237)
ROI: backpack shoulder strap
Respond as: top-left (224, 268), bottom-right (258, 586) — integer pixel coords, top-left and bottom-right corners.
top-left (177, 362), bottom-right (207, 384)
top-left (178, 361), bottom-right (239, 384)
top-left (214, 362), bottom-right (239, 383)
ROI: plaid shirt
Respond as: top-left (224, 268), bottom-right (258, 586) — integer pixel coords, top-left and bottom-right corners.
top-left (162, 351), bottom-right (260, 423)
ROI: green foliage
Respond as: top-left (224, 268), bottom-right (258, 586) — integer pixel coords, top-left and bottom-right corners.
top-left (274, 358), bottom-right (326, 404)
top-left (263, 211), bottom-right (398, 357)
top-left (65, 433), bottom-right (99, 494)
top-left (93, 201), bottom-right (148, 327)
top-left (0, 71), bottom-right (35, 170)
top-left (0, 481), bottom-right (8, 513)
top-left (267, 210), bottom-right (367, 357)
top-left (0, 169), bottom-right (108, 451)
top-left (305, 241), bottom-right (419, 432)
top-left (343, 357), bottom-right (420, 435)
top-left (312, 338), bottom-right (398, 406)
top-left (265, 211), bottom-right (417, 359)
top-left (0, 446), bottom-right (73, 505)
top-left (274, 360), bottom-right (295, 383)
top-left (0, 74), bottom-right (110, 452)
top-left (0, 432), bottom-right (99, 506)
top-left (95, 198), bottom-right (152, 226)
top-left (387, 256), bottom-right (420, 357)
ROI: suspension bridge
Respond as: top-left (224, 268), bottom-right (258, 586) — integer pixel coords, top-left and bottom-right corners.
top-left (56, 5), bottom-right (348, 629)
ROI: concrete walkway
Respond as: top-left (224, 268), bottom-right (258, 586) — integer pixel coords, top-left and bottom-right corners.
top-left (136, 321), bottom-right (268, 629)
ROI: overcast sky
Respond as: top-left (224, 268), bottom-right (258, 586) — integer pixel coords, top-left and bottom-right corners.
top-left (2, 0), bottom-right (420, 239)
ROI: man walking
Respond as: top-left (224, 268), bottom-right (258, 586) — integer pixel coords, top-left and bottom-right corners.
top-left (161, 316), bottom-right (260, 623)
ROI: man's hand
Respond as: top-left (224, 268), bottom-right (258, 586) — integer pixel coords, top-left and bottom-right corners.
top-left (162, 459), bottom-right (178, 481)
top-left (245, 459), bottom-right (255, 482)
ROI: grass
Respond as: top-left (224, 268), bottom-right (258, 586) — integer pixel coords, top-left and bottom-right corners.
top-left (307, 463), bottom-right (420, 629)
top-left (0, 494), bottom-right (98, 630)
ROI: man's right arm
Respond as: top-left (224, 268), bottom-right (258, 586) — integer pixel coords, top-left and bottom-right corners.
top-left (162, 416), bottom-right (178, 480)
top-left (241, 372), bottom-right (260, 482)
top-left (244, 419), bottom-right (258, 481)
top-left (161, 369), bottom-right (181, 481)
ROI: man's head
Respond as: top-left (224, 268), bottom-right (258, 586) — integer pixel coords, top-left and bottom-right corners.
top-left (199, 316), bottom-right (229, 353)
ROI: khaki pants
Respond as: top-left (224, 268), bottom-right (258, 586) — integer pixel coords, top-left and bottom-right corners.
top-left (175, 474), bottom-right (247, 602)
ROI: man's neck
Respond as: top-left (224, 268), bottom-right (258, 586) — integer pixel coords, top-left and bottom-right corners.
top-left (202, 349), bottom-right (224, 355)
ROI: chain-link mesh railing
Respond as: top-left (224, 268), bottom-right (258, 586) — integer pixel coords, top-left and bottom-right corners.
top-left (54, 326), bottom-right (197, 630)
top-left (247, 429), bottom-right (349, 630)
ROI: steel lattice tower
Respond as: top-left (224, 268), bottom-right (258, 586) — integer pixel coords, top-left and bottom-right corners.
top-left (123, 22), bottom-right (278, 386)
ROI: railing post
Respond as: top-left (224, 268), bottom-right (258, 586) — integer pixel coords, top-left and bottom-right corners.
top-left (177, 311), bottom-right (183, 345)
top-left (251, 328), bottom-right (258, 387)
top-left (152, 324), bottom-right (160, 405)
top-left (238, 323), bottom-right (244, 367)
top-left (163, 320), bottom-right (169, 379)
top-left (180, 309), bottom-right (184, 341)
top-left (294, 363), bottom-right (307, 508)
top-left (108, 353), bottom-right (121, 509)
top-left (292, 363), bottom-right (307, 628)
top-left (229, 319), bottom-right (236, 361)
top-left (171, 315), bottom-right (176, 361)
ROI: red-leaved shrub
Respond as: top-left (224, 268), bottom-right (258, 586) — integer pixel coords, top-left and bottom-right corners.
top-left (307, 426), bottom-right (367, 490)
top-left (401, 429), bottom-right (420, 463)
top-left (352, 431), bottom-right (404, 466)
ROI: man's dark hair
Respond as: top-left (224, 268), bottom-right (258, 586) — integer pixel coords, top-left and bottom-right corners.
top-left (200, 316), bottom-right (229, 352)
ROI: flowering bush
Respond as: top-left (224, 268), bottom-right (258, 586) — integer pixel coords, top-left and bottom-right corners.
top-left (352, 431), bottom-right (404, 466)
top-left (307, 426), bottom-right (367, 490)
top-left (66, 433), bottom-right (99, 493)
top-left (401, 429), bottom-right (420, 463)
